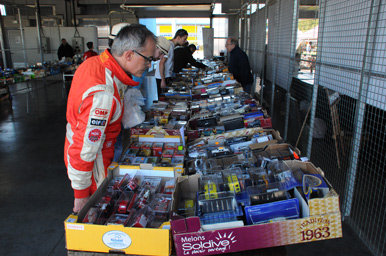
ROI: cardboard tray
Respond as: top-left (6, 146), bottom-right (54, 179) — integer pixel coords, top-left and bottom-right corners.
top-left (131, 126), bottom-right (199, 141)
top-left (188, 128), bottom-right (283, 150)
top-left (170, 160), bottom-right (342, 256)
top-left (120, 135), bottom-right (186, 176)
top-left (64, 165), bottom-right (175, 256)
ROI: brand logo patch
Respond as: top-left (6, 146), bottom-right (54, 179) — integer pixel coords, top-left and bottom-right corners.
top-left (102, 231), bottom-right (132, 249)
top-left (94, 108), bottom-right (109, 117)
top-left (90, 118), bottom-right (107, 126)
top-left (181, 232), bottom-right (237, 254)
top-left (88, 128), bottom-right (102, 143)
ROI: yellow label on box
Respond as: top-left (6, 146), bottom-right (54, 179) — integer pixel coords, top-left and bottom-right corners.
top-left (65, 222), bottom-right (170, 255)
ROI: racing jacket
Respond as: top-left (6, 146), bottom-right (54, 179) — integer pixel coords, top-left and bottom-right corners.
top-left (64, 49), bottom-right (138, 198)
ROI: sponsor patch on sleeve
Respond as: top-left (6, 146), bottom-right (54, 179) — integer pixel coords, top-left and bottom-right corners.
top-left (88, 128), bottom-right (102, 143)
top-left (90, 118), bottom-right (107, 126)
top-left (94, 108), bottom-right (109, 118)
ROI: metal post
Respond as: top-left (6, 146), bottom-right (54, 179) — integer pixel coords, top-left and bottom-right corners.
top-left (307, 0), bottom-right (326, 159)
top-left (270, 0), bottom-right (281, 118)
top-left (284, 0), bottom-right (299, 141)
top-left (0, 16), bottom-right (8, 69)
top-left (260, 0), bottom-right (268, 106)
top-left (35, 0), bottom-right (44, 64)
top-left (240, 11), bottom-right (245, 49)
top-left (343, 0), bottom-right (380, 219)
top-left (245, 4), bottom-right (250, 53)
top-left (18, 8), bottom-right (28, 68)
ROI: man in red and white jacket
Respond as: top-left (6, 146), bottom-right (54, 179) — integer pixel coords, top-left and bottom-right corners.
top-left (64, 24), bottom-right (156, 213)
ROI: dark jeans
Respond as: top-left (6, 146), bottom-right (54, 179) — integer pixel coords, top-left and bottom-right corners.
top-left (113, 130), bottom-right (123, 162)
top-left (243, 83), bottom-right (253, 94)
top-left (156, 77), bottom-right (171, 98)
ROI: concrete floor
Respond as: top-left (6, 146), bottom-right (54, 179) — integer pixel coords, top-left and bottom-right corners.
top-left (0, 79), bottom-right (374, 256)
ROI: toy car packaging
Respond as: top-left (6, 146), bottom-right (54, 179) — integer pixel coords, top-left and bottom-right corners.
top-left (126, 206), bottom-right (154, 228)
top-left (118, 172), bottom-right (141, 191)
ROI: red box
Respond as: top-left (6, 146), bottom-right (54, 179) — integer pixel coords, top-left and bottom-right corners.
top-left (260, 118), bottom-right (272, 128)
top-left (152, 142), bottom-right (164, 157)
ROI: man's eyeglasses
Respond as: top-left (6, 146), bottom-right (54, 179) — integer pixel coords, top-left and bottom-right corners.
top-left (133, 50), bottom-right (154, 64)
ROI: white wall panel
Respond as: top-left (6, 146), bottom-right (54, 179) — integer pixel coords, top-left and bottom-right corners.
top-left (8, 27), bottom-right (98, 66)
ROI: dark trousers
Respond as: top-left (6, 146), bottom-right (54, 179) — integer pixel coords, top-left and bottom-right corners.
top-left (156, 77), bottom-right (171, 98)
top-left (243, 83), bottom-right (253, 95)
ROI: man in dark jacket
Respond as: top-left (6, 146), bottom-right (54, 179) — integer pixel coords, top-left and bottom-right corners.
top-left (57, 38), bottom-right (75, 60)
top-left (173, 43), bottom-right (207, 73)
top-left (225, 37), bottom-right (254, 94)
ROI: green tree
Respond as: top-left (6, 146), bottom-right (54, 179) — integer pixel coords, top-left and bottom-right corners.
top-left (298, 19), bottom-right (319, 32)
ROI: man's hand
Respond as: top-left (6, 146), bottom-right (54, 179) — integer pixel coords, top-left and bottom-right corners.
top-left (73, 196), bottom-right (90, 213)
top-left (161, 79), bottom-right (167, 88)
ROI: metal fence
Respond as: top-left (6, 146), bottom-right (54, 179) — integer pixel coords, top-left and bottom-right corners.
top-left (246, 0), bottom-right (386, 255)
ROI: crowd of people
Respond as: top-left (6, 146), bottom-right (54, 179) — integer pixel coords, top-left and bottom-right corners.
top-left (63, 23), bottom-right (254, 213)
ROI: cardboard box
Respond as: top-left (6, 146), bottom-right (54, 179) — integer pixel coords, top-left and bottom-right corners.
top-left (189, 128), bottom-right (283, 150)
top-left (122, 135), bottom-right (185, 176)
top-left (131, 126), bottom-right (199, 141)
top-left (65, 165), bottom-right (175, 256)
top-left (251, 143), bottom-right (301, 160)
top-left (170, 161), bottom-right (342, 256)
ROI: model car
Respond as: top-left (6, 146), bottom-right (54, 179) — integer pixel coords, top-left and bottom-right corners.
top-left (210, 146), bottom-right (232, 158)
top-left (225, 136), bottom-right (249, 145)
top-left (126, 177), bottom-right (139, 191)
top-left (154, 197), bottom-right (171, 213)
top-left (247, 119), bottom-right (261, 128)
top-left (226, 174), bottom-right (241, 193)
top-left (137, 189), bottom-right (151, 209)
top-left (100, 195), bottom-right (112, 212)
top-left (204, 182), bottom-right (218, 199)
top-left (118, 200), bottom-right (129, 213)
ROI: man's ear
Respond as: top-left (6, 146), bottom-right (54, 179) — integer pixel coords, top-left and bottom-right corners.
top-left (125, 50), bottom-right (133, 61)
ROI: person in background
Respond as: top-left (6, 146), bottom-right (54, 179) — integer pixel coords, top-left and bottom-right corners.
top-left (293, 52), bottom-right (301, 77)
top-left (64, 24), bottom-right (156, 213)
top-left (225, 37), bottom-right (254, 94)
top-left (57, 38), bottom-right (75, 60)
top-left (131, 36), bottom-right (172, 86)
top-left (155, 29), bottom-right (188, 98)
top-left (173, 43), bottom-right (207, 73)
top-left (188, 44), bottom-right (197, 54)
top-left (82, 41), bottom-right (98, 61)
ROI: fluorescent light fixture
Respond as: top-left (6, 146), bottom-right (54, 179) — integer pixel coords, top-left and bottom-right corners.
top-left (0, 5), bottom-right (6, 16)
top-left (213, 3), bottom-right (223, 14)
top-left (120, 4), bottom-right (212, 12)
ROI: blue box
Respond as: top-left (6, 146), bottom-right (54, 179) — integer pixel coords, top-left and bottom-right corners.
top-left (245, 198), bottom-right (300, 225)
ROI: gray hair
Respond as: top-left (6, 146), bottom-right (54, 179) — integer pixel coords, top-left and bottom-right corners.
top-left (111, 24), bottom-right (156, 56)
top-left (228, 37), bottom-right (239, 46)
